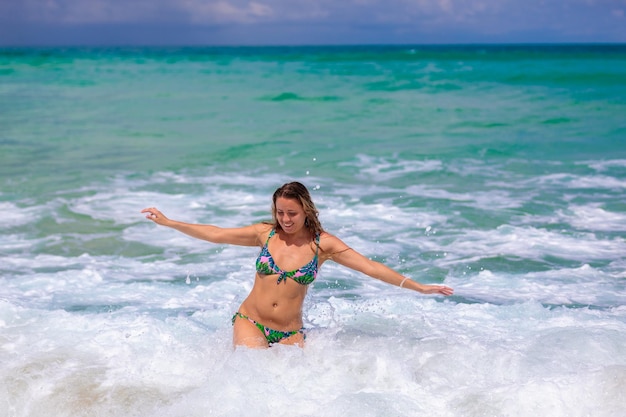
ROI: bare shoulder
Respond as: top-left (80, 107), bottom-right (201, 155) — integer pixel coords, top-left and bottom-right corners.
top-left (252, 222), bottom-right (274, 245)
top-left (319, 231), bottom-right (344, 246)
top-left (253, 222), bottom-right (274, 232)
top-left (318, 231), bottom-right (373, 272)
top-left (318, 232), bottom-right (352, 260)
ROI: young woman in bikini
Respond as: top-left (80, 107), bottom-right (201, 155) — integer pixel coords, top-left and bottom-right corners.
top-left (141, 181), bottom-right (453, 348)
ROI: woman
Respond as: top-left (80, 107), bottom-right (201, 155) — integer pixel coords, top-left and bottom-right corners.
top-left (141, 182), bottom-right (453, 348)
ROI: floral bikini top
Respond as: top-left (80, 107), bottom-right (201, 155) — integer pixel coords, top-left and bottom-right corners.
top-left (256, 229), bottom-right (320, 285)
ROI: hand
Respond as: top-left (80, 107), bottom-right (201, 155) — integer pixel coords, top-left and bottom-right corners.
top-left (422, 284), bottom-right (454, 296)
top-left (141, 207), bottom-right (170, 226)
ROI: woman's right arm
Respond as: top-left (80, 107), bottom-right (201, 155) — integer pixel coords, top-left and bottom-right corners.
top-left (141, 207), bottom-right (268, 247)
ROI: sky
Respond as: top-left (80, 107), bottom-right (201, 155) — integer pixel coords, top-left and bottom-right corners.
top-left (0, 0), bottom-right (625, 46)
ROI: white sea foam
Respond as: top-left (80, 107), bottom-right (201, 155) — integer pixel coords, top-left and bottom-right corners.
top-left (434, 224), bottom-right (626, 265)
top-left (341, 154), bottom-right (443, 181)
top-left (584, 158), bottom-right (626, 172)
top-left (3, 184), bottom-right (625, 417)
top-left (2, 152), bottom-right (625, 417)
top-left (2, 294), bottom-right (625, 417)
top-left (1, 201), bottom-right (42, 228)
top-left (453, 265), bottom-right (626, 307)
top-left (557, 204), bottom-right (626, 231)
top-left (405, 183), bottom-right (529, 210)
top-left (533, 172), bottom-right (626, 190)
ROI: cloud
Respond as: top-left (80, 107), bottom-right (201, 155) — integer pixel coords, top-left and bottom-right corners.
top-left (1, 0), bottom-right (172, 24)
top-left (179, 0), bottom-right (275, 24)
top-left (1, 0), bottom-right (625, 45)
top-left (2, 0), bottom-right (622, 27)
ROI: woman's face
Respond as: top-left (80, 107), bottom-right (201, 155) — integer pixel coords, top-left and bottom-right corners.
top-left (275, 197), bottom-right (306, 234)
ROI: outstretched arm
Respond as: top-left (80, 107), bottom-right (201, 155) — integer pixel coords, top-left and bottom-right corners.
top-left (141, 207), bottom-right (268, 247)
top-left (321, 233), bottom-right (453, 296)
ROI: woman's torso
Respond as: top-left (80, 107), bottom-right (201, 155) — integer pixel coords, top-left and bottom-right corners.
top-left (239, 226), bottom-right (321, 331)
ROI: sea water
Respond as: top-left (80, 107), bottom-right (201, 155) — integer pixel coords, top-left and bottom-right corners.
top-left (1, 45), bottom-right (625, 417)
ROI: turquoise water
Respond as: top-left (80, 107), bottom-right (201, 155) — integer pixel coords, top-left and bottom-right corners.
top-left (1, 45), bottom-right (626, 416)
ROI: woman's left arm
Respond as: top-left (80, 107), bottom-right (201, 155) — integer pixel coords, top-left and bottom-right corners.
top-left (321, 233), bottom-right (453, 296)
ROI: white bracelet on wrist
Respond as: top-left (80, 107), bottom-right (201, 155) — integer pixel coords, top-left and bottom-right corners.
top-left (400, 277), bottom-right (409, 288)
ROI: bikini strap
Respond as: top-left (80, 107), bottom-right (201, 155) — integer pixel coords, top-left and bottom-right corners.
top-left (314, 233), bottom-right (320, 256)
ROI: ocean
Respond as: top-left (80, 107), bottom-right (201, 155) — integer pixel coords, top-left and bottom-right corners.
top-left (1, 44), bottom-right (625, 417)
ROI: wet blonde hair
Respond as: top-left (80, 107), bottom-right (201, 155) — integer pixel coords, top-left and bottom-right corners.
top-left (271, 182), bottom-right (324, 239)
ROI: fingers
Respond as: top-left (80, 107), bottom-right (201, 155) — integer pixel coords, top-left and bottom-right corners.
top-left (424, 284), bottom-right (454, 296)
top-left (418, 284), bottom-right (453, 296)
top-left (141, 207), bottom-right (161, 222)
top-left (439, 286), bottom-right (454, 296)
